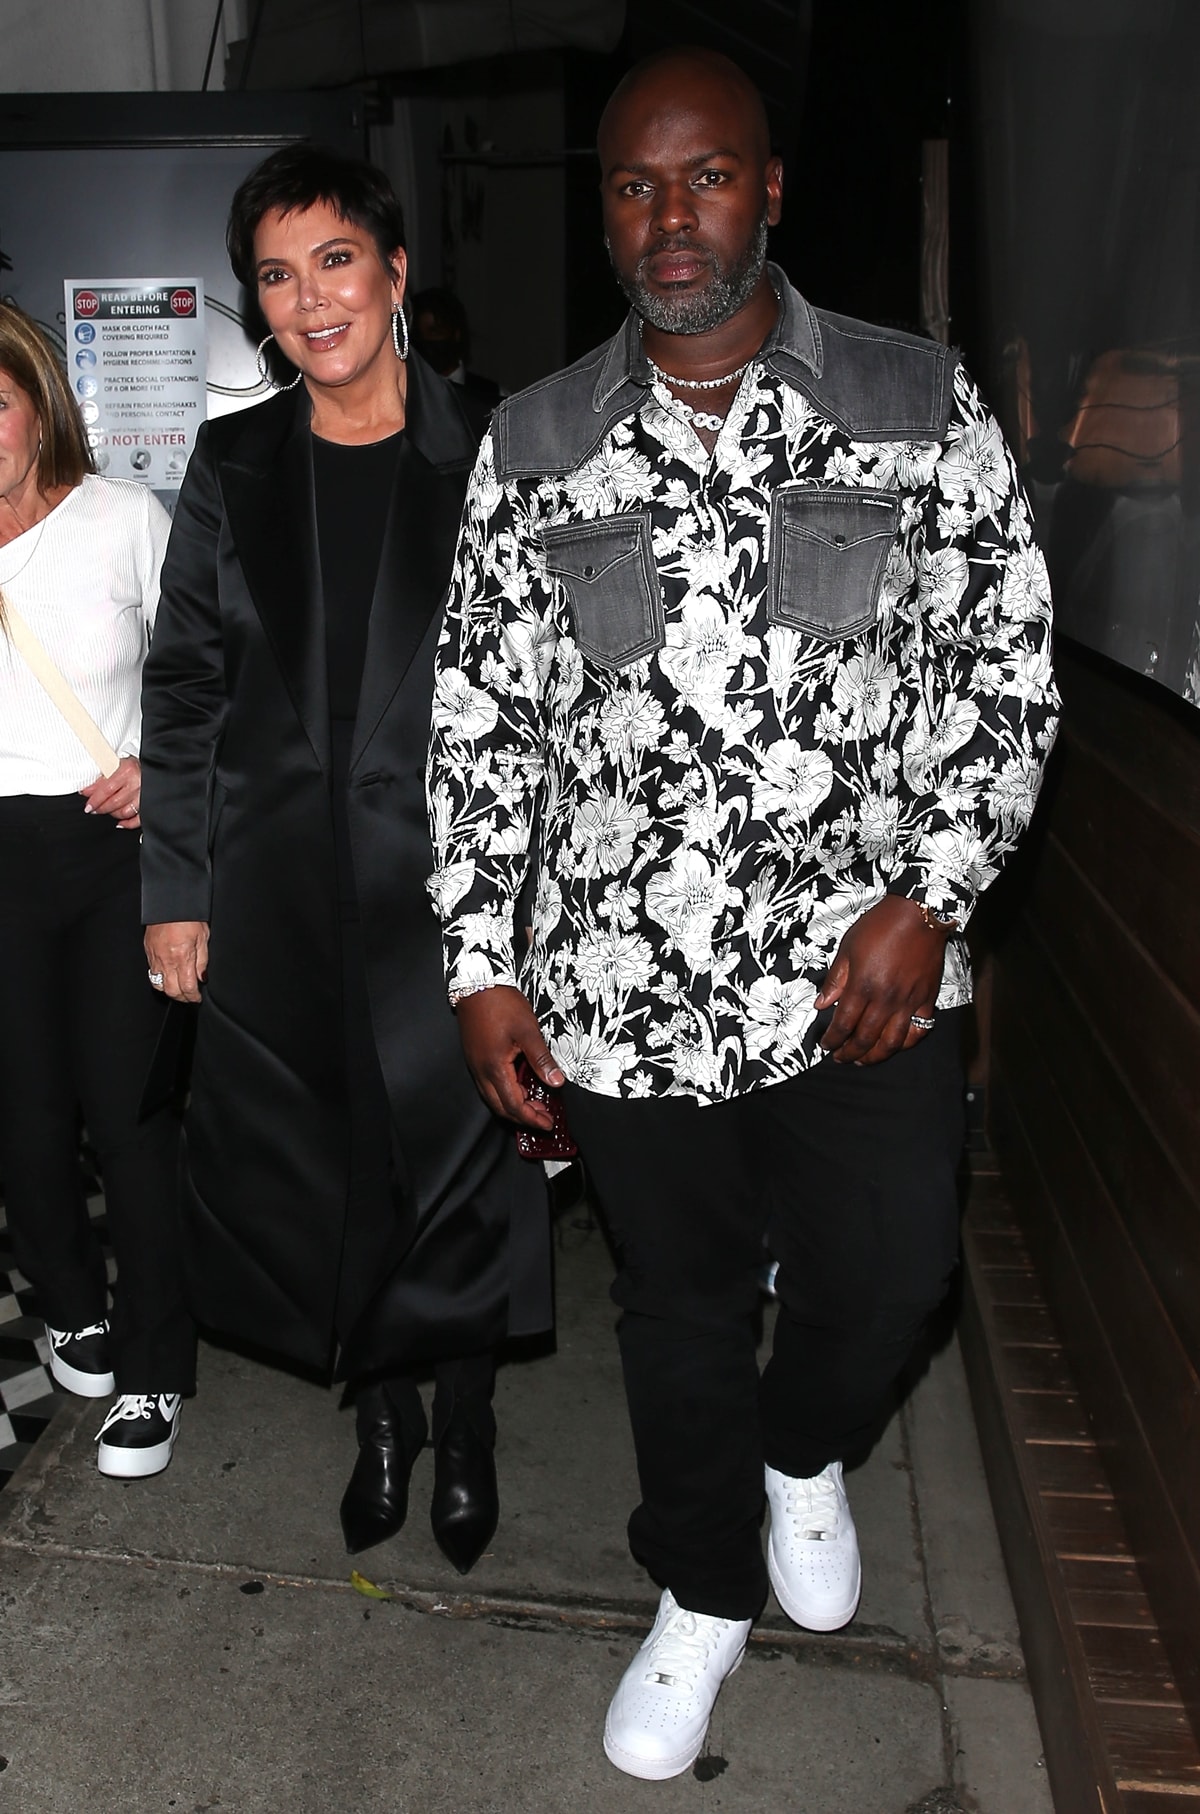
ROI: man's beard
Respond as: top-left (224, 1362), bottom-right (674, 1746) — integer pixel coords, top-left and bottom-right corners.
top-left (609, 208), bottom-right (770, 336)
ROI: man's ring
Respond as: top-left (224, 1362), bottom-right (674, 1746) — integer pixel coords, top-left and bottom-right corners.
top-left (910, 1014), bottom-right (936, 1032)
top-left (148, 971), bottom-right (165, 989)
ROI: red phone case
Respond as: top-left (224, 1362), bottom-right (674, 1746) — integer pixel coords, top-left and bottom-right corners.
top-left (513, 1057), bottom-right (578, 1161)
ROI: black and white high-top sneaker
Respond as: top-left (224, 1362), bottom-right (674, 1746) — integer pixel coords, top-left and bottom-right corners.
top-left (45, 1321), bottom-right (115, 1398)
top-left (96, 1393), bottom-right (182, 1478)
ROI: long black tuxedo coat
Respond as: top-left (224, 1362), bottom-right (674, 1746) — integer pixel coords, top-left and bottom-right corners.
top-left (139, 356), bottom-right (550, 1374)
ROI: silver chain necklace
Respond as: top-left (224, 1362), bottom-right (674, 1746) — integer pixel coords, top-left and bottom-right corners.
top-left (646, 352), bottom-right (754, 434)
top-left (650, 384), bottom-right (725, 433)
top-left (646, 352), bottom-right (752, 392)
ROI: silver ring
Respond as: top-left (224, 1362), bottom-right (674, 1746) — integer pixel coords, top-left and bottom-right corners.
top-left (910, 1014), bottom-right (936, 1032)
top-left (147, 971), bottom-right (165, 989)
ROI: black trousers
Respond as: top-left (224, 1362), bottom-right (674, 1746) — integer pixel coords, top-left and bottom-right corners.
top-left (564, 1009), bottom-right (966, 1621)
top-left (0, 795), bottom-right (195, 1393)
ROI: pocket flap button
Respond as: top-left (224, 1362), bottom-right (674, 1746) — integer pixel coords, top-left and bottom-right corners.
top-left (541, 511), bottom-right (662, 669)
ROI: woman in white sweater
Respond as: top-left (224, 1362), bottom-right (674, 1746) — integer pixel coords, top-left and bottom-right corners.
top-left (0, 302), bottom-right (194, 1477)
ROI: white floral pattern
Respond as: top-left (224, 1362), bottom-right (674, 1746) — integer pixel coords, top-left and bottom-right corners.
top-left (428, 298), bottom-right (1059, 1102)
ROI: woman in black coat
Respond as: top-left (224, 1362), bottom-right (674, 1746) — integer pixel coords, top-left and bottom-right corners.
top-left (139, 145), bottom-right (549, 1571)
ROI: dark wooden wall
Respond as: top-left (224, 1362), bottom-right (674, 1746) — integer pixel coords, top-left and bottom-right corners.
top-left (988, 634), bottom-right (1200, 1729)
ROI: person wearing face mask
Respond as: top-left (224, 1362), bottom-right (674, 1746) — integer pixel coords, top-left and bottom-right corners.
top-left (0, 302), bottom-right (195, 1478)
top-left (410, 287), bottom-right (502, 440)
top-left (138, 144), bottom-right (551, 1571)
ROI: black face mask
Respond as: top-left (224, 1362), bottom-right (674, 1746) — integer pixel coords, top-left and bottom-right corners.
top-left (412, 335), bottom-right (460, 377)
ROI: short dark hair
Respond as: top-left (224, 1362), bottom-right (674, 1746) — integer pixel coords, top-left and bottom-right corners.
top-left (226, 142), bottom-right (406, 289)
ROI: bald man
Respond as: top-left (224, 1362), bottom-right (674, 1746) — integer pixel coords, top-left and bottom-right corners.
top-left (428, 48), bottom-right (1057, 1778)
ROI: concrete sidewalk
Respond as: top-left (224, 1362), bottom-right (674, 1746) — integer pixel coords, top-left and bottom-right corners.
top-left (0, 1205), bottom-right (1053, 1813)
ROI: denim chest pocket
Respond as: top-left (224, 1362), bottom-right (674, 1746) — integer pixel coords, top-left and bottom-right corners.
top-left (768, 487), bottom-right (900, 640)
top-left (542, 512), bottom-right (663, 671)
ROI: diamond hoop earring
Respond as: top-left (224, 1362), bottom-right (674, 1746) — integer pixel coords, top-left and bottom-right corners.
top-left (391, 304), bottom-right (409, 361)
top-left (255, 333), bottom-right (302, 391)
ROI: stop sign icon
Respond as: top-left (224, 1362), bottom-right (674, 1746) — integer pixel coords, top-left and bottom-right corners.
top-left (170, 289), bottom-right (196, 316)
top-left (75, 290), bottom-right (100, 317)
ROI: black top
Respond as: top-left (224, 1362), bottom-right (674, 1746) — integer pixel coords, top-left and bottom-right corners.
top-left (312, 429), bottom-right (404, 720)
top-left (312, 428), bottom-right (404, 913)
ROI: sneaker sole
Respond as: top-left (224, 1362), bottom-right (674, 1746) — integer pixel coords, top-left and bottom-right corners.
top-left (97, 1420), bottom-right (179, 1480)
top-left (601, 1647), bottom-right (745, 1781)
top-left (767, 1540), bottom-right (861, 1632)
top-left (48, 1352), bottom-right (116, 1398)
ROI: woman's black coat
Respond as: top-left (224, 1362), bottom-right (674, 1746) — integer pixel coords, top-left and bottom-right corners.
top-left (139, 358), bottom-right (549, 1374)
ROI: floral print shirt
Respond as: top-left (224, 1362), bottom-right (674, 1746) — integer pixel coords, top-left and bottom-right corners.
top-left (427, 285), bottom-right (1059, 1102)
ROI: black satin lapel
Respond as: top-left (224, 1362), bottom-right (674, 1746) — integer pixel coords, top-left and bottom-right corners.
top-left (222, 426), bottom-right (331, 774)
top-left (351, 436), bottom-right (463, 765)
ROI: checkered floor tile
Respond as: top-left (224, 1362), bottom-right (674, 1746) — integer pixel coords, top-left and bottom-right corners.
top-left (0, 1193), bottom-right (114, 1490)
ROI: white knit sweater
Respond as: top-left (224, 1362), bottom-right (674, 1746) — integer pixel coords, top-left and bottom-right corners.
top-left (0, 475), bottom-right (171, 795)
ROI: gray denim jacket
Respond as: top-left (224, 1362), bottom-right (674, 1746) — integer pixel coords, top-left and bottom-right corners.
top-left (488, 269), bottom-right (959, 664)
top-left (429, 268), bottom-right (1058, 1102)
top-left (493, 266), bottom-right (959, 482)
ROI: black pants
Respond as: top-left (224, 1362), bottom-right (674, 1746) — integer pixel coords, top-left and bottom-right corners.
top-left (564, 1010), bottom-right (966, 1621)
top-left (0, 795), bottom-right (195, 1392)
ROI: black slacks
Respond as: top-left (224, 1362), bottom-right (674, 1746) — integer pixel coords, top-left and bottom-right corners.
top-left (0, 795), bottom-right (195, 1392)
top-left (564, 1009), bottom-right (966, 1621)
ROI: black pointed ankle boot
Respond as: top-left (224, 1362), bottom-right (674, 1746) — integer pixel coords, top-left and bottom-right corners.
top-left (430, 1357), bottom-right (499, 1575)
top-left (340, 1379), bottom-right (428, 1556)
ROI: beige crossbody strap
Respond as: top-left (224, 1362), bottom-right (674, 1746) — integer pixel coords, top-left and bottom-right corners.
top-left (6, 603), bottom-right (121, 777)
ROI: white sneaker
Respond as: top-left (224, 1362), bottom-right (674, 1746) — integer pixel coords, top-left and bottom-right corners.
top-left (96, 1393), bottom-right (182, 1478)
top-left (603, 1588), bottom-right (751, 1781)
top-left (45, 1321), bottom-right (115, 1397)
top-left (765, 1460), bottom-right (862, 1631)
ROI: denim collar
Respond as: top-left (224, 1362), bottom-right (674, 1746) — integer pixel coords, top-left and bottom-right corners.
top-left (592, 263), bottom-right (822, 411)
